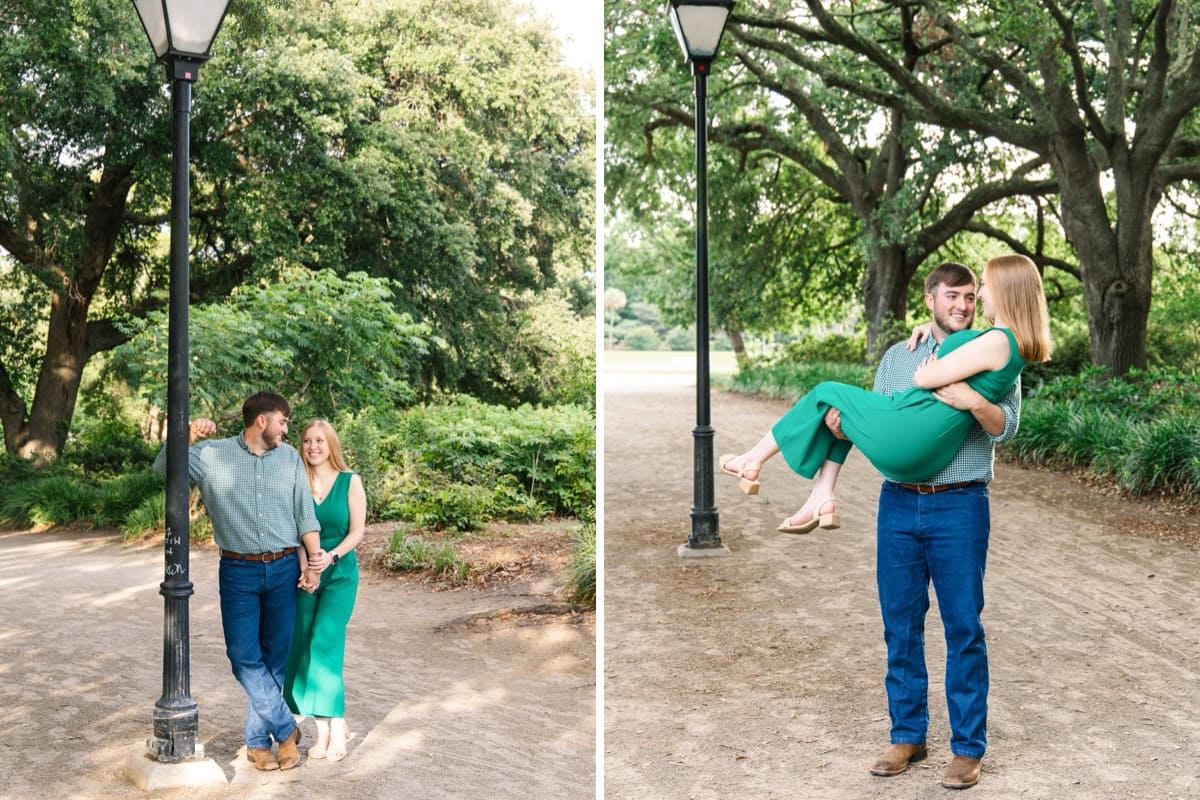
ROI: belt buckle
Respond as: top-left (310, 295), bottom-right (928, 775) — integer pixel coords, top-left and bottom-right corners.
top-left (916, 483), bottom-right (936, 494)
top-left (261, 550), bottom-right (279, 562)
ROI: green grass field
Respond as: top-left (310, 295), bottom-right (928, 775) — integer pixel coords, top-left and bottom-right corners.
top-left (603, 349), bottom-right (739, 375)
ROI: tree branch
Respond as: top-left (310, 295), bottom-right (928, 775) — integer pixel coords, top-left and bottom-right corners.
top-left (960, 219), bottom-right (1081, 279)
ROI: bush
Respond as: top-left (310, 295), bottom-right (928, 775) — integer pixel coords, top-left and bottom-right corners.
top-left (563, 524), bottom-right (595, 606)
top-left (777, 332), bottom-right (867, 365)
top-left (121, 491), bottom-right (165, 539)
top-left (2, 476), bottom-right (100, 528)
top-left (666, 327), bottom-right (694, 351)
top-left (95, 471), bottom-right (164, 527)
top-left (731, 361), bottom-right (874, 402)
top-left (61, 418), bottom-right (156, 480)
top-left (396, 480), bottom-right (494, 532)
top-left (622, 325), bottom-right (661, 351)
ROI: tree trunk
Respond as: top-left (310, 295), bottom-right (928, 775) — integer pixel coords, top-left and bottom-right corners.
top-left (2, 164), bottom-right (134, 460)
top-left (1049, 138), bottom-right (1152, 376)
top-left (726, 328), bottom-right (751, 371)
top-left (862, 243), bottom-right (913, 362)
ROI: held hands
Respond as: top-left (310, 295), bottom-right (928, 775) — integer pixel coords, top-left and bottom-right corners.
top-left (306, 548), bottom-right (333, 572)
top-left (298, 568), bottom-right (322, 593)
top-left (189, 418), bottom-right (218, 444)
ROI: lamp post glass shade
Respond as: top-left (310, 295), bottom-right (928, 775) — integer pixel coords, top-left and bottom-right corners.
top-left (667, 0), bottom-right (734, 62)
top-left (132, 0), bottom-right (232, 61)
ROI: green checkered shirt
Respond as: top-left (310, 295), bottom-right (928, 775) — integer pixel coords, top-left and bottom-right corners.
top-left (154, 434), bottom-right (320, 554)
top-left (872, 335), bottom-right (1021, 484)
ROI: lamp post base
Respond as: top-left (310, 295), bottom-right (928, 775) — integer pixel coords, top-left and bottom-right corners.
top-left (676, 541), bottom-right (731, 558)
top-left (123, 747), bottom-right (227, 790)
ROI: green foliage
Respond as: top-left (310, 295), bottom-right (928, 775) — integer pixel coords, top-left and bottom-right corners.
top-left (121, 491), bottom-right (165, 540)
top-left (622, 325), bottom-right (661, 351)
top-left (113, 269), bottom-right (431, 423)
top-left (95, 471), bottom-right (163, 528)
top-left (60, 418), bottom-right (156, 481)
top-left (0, 476), bottom-right (99, 528)
top-left (1007, 369), bottom-right (1200, 501)
top-left (384, 528), bottom-right (470, 583)
top-left (494, 290), bottom-right (596, 409)
top-left (666, 328), bottom-right (694, 351)
top-left (777, 333), bottom-right (868, 365)
top-left (0, 0), bottom-right (594, 456)
top-left (731, 362), bottom-right (875, 402)
top-left (563, 523), bottom-right (596, 607)
top-left (396, 399), bottom-right (596, 520)
top-left (396, 479), bottom-right (494, 532)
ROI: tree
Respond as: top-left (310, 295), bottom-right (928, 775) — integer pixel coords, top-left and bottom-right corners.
top-left (795, 0), bottom-right (1200, 374)
top-left (605, 0), bottom-right (1056, 360)
top-left (112, 269), bottom-right (431, 423)
top-left (604, 287), bottom-right (627, 348)
top-left (0, 0), bottom-right (593, 459)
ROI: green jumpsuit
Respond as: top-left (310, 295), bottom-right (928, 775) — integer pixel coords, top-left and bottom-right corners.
top-left (771, 328), bottom-right (1025, 483)
top-left (284, 470), bottom-right (359, 718)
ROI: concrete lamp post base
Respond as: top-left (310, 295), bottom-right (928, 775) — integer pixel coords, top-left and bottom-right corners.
top-left (123, 745), bottom-right (227, 790)
top-left (676, 542), bottom-right (731, 558)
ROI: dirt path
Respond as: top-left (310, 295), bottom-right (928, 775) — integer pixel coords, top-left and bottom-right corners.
top-left (603, 373), bottom-right (1200, 800)
top-left (0, 525), bottom-right (595, 800)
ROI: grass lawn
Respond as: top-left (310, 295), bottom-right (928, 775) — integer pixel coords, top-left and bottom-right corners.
top-left (603, 349), bottom-right (739, 375)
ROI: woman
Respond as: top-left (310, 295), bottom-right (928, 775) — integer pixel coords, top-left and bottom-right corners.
top-left (284, 419), bottom-right (365, 761)
top-left (720, 254), bottom-right (1051, 532)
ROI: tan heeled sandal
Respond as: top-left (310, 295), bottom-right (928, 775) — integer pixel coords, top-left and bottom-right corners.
top-left (718, 454), bottom-right (761, 495)
top-left (778, 498), bottom-right (839, 534)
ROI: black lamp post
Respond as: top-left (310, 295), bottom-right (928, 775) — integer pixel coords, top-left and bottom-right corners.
top-left (130, 0), bottom-right (231, 762)
top-left (667, 0), bottom-right (734, 554)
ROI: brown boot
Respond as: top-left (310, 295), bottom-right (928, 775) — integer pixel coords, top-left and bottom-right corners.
top-left (942, 755), bottom-right (982, 789)
top-left (247, 747), bottom-right (280, 771)
top-left (277, 726), bottom-right (303, 770)
top-left (869, 742), bottom-right (928, 776)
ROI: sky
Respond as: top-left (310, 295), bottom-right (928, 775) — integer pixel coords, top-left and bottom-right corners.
top-left (525, 0), bottom-right (601, 75)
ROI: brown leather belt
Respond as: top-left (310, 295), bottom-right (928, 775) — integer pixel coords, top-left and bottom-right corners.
top-left (892, 480), bottom-right (983, 494)
top-left (219, 546), bottom-right (299, 562)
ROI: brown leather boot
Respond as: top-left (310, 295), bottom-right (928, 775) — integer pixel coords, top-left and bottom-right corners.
top-left (869, 742), bottom-right (928, 776)
top-left (277, 726), bottom-right (303, 770)
top-left (247, 747), bottom-right (280, 771)
top-left (942, 755), bottom-right (982, 789)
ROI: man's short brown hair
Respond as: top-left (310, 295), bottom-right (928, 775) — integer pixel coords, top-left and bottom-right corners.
top-left (242, 391), bottom-right (291, 428)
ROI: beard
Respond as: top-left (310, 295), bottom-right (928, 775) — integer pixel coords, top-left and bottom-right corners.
top-left (933, 306), bottom-right (974, 336)
top-left (262, 430), bottom-right (281, 449)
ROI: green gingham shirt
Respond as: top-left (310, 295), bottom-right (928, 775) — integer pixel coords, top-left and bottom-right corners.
top-left (154, 434), bottom-right (320, 554)
top-left (872, 335), bottom-right (1021, 484)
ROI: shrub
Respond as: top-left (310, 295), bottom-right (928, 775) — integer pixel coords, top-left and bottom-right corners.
top-left (95, 471), bottom-right (164, 527)
top-left (0, 476), bottom-right (99, 528)
top-left (731, 361), bottom-right (874, 402)
top-left (622, 325), bottom-right (661, 351)
top-left (61, 418), bottom-right (156, 480)
top-left (122, 491), bottom-right (165, 540)
top-left (563, 524), bottom-right (596, 607)
top-left (397, 481), bottom-right (493, 532)
top-left (777, 332), bottom-right (867, 365)
top-left (666, 327), bottom-right (694, 351)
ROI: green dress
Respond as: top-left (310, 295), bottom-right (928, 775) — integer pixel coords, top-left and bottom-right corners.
top-left (284, 471), bottom-right (359, 718)
top-left (771, 328), bottom-right (1025, 483)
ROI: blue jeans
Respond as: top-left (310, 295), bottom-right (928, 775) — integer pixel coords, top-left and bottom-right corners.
top-left (876, 481), bottom-right (990, 758)
top-left (218, 553), bottom-right (300, 749)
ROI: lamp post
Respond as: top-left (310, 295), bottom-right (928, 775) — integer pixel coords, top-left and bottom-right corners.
top-left (667, 0), bottom-right (735, 556)
top-left (130, 0), bottom-right (231, 763)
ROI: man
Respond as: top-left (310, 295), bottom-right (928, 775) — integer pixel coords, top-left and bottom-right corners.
top-left (827, 262), bottom-right (1019, 790)
top-left (154, 391), bottom-right (329, 771)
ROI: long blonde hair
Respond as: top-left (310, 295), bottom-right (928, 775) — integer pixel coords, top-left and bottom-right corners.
top-left (300, 419), bottom-right (349, 485)
top-left (983, 254), bottom-right (1052, 363)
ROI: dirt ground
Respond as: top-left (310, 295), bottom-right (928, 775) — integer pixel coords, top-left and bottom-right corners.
top-left (0, 522), bottom-right (595, 800)
top-left (603, 371), bottom-right (1200, 800)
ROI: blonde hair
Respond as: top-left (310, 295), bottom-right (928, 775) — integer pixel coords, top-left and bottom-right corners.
top-left (983, 254), bottom-right (1053, 363)
top-left (300, 419), bottom-right (350, 484)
